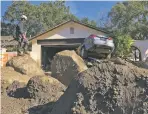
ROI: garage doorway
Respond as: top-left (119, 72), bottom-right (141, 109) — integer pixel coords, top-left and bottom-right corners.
top-left (41, 46), bottom-right (76, 71)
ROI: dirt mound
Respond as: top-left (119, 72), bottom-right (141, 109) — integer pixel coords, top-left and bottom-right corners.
top-left (133, 61), bottom-right (148, 69)
top-left (1, 80), bottom-right (10, 96)
top-left (50, 60), bottom-right (148, 114)
top-left (26, 75), bottom-right (66, 104)
top-left (51, 50), bottom-right (88, 86)
top-left (1, 94), bottom-right (31, 114)
top-left (6, 54), bottom-right (44, 76)
top-left (1, 67), bottom-right (30, 84)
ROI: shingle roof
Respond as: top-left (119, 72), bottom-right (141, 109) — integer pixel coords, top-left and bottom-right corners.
top-left (1, 36), bottom-right (18, 47)
top-left (1, 36), bottom-right (14, 41)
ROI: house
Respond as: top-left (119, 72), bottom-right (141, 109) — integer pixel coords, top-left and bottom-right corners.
top-left (0, 36), bottom-right (18, 67)
top-left (1, 36), bottom-right (18, 49)
top-left (29, 20), bottom-right (108, 67)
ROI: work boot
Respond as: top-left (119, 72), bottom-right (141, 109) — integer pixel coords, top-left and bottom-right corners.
top-left (24, 51), bottom-right (30, 55)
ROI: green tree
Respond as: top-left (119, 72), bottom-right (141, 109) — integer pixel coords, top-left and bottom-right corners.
top-left (81, 17), bottom-right (97, 27)
top-left (108, 1), bottom-right (148, 40)
top-left (1, 22), bottom-right (15, 36)
top-left (3, 1), bottom-right (76, 38)
top-left (113, 32), bottom-right (134, 57)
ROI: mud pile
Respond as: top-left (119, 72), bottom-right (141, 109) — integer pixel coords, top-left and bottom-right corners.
top-left (6, 54), bottom-right (44, 76)
top-left (49, 60), bottom-right (148, 114)
top-left (1, 55), bottom-right (66, 114)
top-left (133, 61), bottom-right (148, 69)
top-left (51, 50), bottom-right (87, 86)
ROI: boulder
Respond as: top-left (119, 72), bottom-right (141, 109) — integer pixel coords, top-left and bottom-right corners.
top-left (6, 81), bottom-right (28, 98)
top-left (50, 60), bottom-right (148, 114)
top-left (51, 50), bottom-right (88, 86)
top-left (6, 54), bottom-right (44, 76)
top-left (26, 75), bottom-right (66, 104)
top-left (1, 67), bottom-right (30, 84)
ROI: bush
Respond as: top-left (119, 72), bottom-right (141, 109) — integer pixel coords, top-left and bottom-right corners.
top-left (113, 33), bottom-right (134, 58)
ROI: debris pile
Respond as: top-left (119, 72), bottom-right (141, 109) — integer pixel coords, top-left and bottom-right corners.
top-left (49, 59), bottom-right (148, 114)
top-left (1, 51), bottom-right (148, 114)
top-left (1, 54), bottom-right (67, 114)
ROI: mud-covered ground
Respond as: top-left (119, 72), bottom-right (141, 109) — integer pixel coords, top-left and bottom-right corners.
top-left (1, 54), bottom-right (148, 114)
top-left (49, 58), bottom-right (148, 114)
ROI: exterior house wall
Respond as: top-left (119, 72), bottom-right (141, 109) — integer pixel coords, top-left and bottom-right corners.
top-left (31, 22), bottom-right (106, 66)
top-left (30, 40), bottom-right (41, 66)
top-left (45, 22), bottom-right (106, 39)
top-left (133, 40), bottom-right (148, 61)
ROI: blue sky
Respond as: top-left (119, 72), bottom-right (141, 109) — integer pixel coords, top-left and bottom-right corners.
top-left (1, 1), bottom-right (119, 21)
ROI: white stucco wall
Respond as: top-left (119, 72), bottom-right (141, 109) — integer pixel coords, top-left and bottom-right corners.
top-left (133, 40), bottom-right (148, 61)
top-left (30, 40), bottom-right (41, 66)
top-left (45, 22), bottom-right (106, 39)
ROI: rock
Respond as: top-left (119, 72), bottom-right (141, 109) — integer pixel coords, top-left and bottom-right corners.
top-left (51, 50), bottom-right (88, 86)
top-left (6, 81), bottom-right (28, 98)
top-left (50, 60), bottom-right (148, 114)
top-left (6, 54), bottom-right (44, 76)
top-left (110, 57), bottom-right (127, 65)
top-left (26, 75), bottom-right (66, 104)
top-left (1, 67), bottom-right (30, 84)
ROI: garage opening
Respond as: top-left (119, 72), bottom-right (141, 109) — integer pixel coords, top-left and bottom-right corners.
top-left (38, 38), bottom-right (85, 72)
top-left (41, 46), bottom-right (77, 72)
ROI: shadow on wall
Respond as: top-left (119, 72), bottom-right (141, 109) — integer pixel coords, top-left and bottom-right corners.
top-left (133, 40), bottom-right (148, 61)
top-left (129, 46), bottom-right (141, 62)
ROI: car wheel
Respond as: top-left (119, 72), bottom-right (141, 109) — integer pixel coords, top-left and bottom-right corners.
top-left (80, 46), bottom-right (87, 59)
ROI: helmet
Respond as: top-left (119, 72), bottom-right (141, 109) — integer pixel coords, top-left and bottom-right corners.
top-left (21, 15), bottom-right (27, 20)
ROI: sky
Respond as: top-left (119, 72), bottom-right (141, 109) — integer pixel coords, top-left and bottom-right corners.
top-left (1, 1), bottom-right (119, 21)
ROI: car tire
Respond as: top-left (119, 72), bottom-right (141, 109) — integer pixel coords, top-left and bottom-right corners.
top-left (80, 46), bottom-right (88, 59)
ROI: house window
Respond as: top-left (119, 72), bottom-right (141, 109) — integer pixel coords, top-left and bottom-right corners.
top-left (70, 27), bottom-right (74, 34)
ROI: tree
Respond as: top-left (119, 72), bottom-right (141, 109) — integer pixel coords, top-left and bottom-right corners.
top-left (112, 32), bottom-right (134, 57)
top-left (108, 1), bottom-right (148, 40)
top-left (2, 1), bottom-right (76, 38)
top-left (81, 17), bottom-right (97, 27)
top-left (1, 22), bottom-right (14, 36)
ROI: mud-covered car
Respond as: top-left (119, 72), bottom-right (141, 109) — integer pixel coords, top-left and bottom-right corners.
top-left (79, 34), bottom-right (114, 59)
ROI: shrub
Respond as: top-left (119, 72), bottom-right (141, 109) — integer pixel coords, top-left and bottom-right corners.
top-left (113, 32), bottom-right (134, 58)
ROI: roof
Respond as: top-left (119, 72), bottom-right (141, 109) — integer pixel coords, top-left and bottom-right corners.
top-left (1, 36), bottom-right (18, 47)
top-left (29, 20), bottom-right (109, 41)
top-left (1, 36), bottom-right (14, 41)
top-left (1, 40), bottom-right (18, 47)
